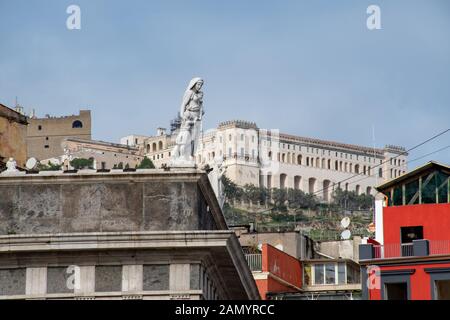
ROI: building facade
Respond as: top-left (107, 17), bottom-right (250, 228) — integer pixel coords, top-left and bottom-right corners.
top-left (60, 138), bottom-right (144, 170)
top-left (27, 110), bottom-right (91, 161)
top-left (127, 120), bottom-right (408, 201)
top-left (0, 103), bottom-right (28, 169)
top-left (245, 243), bottom-right (361, 300)
top-left (0, 169), bottom-right (259, 300)
top-left (360, 161), bottom-right (450, 300)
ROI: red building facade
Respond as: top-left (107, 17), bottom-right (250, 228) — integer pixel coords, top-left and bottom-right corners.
top-left (360, 161), bottom-right (450, 300)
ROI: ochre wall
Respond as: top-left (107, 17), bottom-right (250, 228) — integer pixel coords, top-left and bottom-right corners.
top-left (0, 115), bottom-right (27, 168)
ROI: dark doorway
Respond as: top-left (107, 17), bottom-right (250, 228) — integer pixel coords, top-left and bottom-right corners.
top-left (401, 226), bottom-right (423, 243)
top-left (436, 280), bottom-right (450, 300)
top-left (385, 282), bottom-right (408, 300)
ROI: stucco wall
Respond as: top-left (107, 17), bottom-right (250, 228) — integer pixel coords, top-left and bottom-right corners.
top-left (0, 110), bottom-right (28, 168)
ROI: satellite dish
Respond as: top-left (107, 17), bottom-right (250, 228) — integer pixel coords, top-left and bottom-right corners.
top-left (341, 230), bottom-right (352, 240)
top-left (26, 157), bottom-right (37, 170)
top-left (341, 217), bottom-right (351, 229)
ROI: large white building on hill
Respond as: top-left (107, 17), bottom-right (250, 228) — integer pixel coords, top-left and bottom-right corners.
top-left (122, 120), bottom-right (408, 201)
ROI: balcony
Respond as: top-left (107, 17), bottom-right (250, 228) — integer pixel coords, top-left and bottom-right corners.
top-left (245, 254), bottom-right (262, 272)
top-left (360, 240), bottom-right (450, 260)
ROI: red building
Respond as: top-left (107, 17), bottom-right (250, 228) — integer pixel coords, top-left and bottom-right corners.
top-left (246, 244), bottom-right (361, 300)
top-left (360, 161), bottom-right (450, 300)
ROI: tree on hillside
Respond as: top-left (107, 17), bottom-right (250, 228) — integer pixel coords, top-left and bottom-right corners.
top-left (137, 156), bottom-right (155, 169)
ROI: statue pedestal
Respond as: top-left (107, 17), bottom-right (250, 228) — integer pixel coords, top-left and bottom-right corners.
top-left (169, 160), bottom-right (196, 168)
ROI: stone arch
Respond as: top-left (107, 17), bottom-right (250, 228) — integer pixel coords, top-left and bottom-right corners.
top-left (297, 154), bottom-right (302, 165)
top-left (335, 160), bottom-right (338, 171)
top-left (323, 179), bottom-right (331, 202)
top-left (294, 176), bottom-right (301, 190)
top-left (158, 141), bottom-right (163, 150)
top-left (366, 186), bottom-right (372, 195)
top-left (152, 142), bottom-right (157, 152)
top-left (308, 178), bottom-right (316, 194)
top-left (280, 174), bottom-right (287, 189)
top-left (355, 184), bottom-right (360, 195)
top-left (327, 159), bottom-right (331, 169)
top-left (355, 164), bottom-right (360, 174)
top-left (316, 157), bottom-right (320, 168)
top-left (321, 158), bottom-right (325, 169)
top-left (267, 174), bottom-right (272, 189)
top-left (146, 144), bottom-right (150, 153)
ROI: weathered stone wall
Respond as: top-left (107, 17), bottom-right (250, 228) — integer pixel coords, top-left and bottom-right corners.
top-left (0, 171), bottom-right (223, 235)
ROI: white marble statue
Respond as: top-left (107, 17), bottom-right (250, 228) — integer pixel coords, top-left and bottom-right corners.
top-left (170, 77), bottom-right (204, 167)
top-left (61, 147), bottom-right (73, 170)
top-left (5, 158), bottom-right (19, 173)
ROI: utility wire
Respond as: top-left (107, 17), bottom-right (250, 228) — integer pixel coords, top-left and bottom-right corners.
top-left (342, 144), bottom-right (450, 189)
top-left (311, 128), bottom-right (450, 196)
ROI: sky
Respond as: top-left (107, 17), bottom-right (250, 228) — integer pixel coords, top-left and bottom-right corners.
top-left (0, 0), bottom-right (449, 166)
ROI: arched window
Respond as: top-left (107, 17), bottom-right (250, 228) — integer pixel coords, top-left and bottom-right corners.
top-left (366, 186), bottom-right (372, 195)
top-left (323, 180), bottom-right (331, 202)
top-left (355, 185), bottom-right (360, 195)
top-left (355, 164), bottom-right (360, 174)
top-left (158, 141), bottom-right (163, 150)
top-left (268, 151), bottom-right (272, 160)
top-left (146, 144), bottom-right (150, 153)
top-left (327, 159), bottom-right (331, 169)
top-left (280, 174), bottom-right (287, 189)
top-left (294, 176), bottom-right (301, 190)
top-left (379, 168), bottom-right (383, 178)
top-left (297, 154), bottom-right (302, 165)
top-left (308, 178), bottom-right (316, 194)
top-left (72, 120), bottom-right (83, 128)
top-left (152, 143), bottom-right (157, 152)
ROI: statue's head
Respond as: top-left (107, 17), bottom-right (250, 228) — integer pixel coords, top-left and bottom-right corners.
top-left (187, 77), bottom-right (203, 92)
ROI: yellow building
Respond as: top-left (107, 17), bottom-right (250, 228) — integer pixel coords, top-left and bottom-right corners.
top-left (27, 110), bottom-right (91, 161)
top-left (0, 103), bottom-right (28, 169)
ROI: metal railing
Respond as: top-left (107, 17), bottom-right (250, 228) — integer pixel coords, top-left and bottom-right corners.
top-left (372, 240), bottom-right (450, 259)
top-left (373, 243), bottom-right (414, 259)
top-left (430, 240), bottom-right (450, 255)
top-left (245, 254), bottom-right (262, 271)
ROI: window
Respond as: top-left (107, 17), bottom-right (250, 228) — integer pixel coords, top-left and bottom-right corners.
top-left (38, 125), bottom-right (42, 130)
top-left (325, 264), bottom-right (335, 284)
top-left (405, 179), bottom-right (420, 205)
top-left (44, 145), bottom-right (49, 148)
top-left (385, 283), bottom-right (408, 300)
top-left (436, 280), bottom-right (450, 300)
top-left (314, 264), bottom-right (324, 285)
top-left (45, 137), bottom-right (49, 141)
top-left (338, 263), bottom-right (346, 284)
top-left (72, 120), bottom-right (83, 128)
top-left (401, 226), bottom-right (423, 244)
